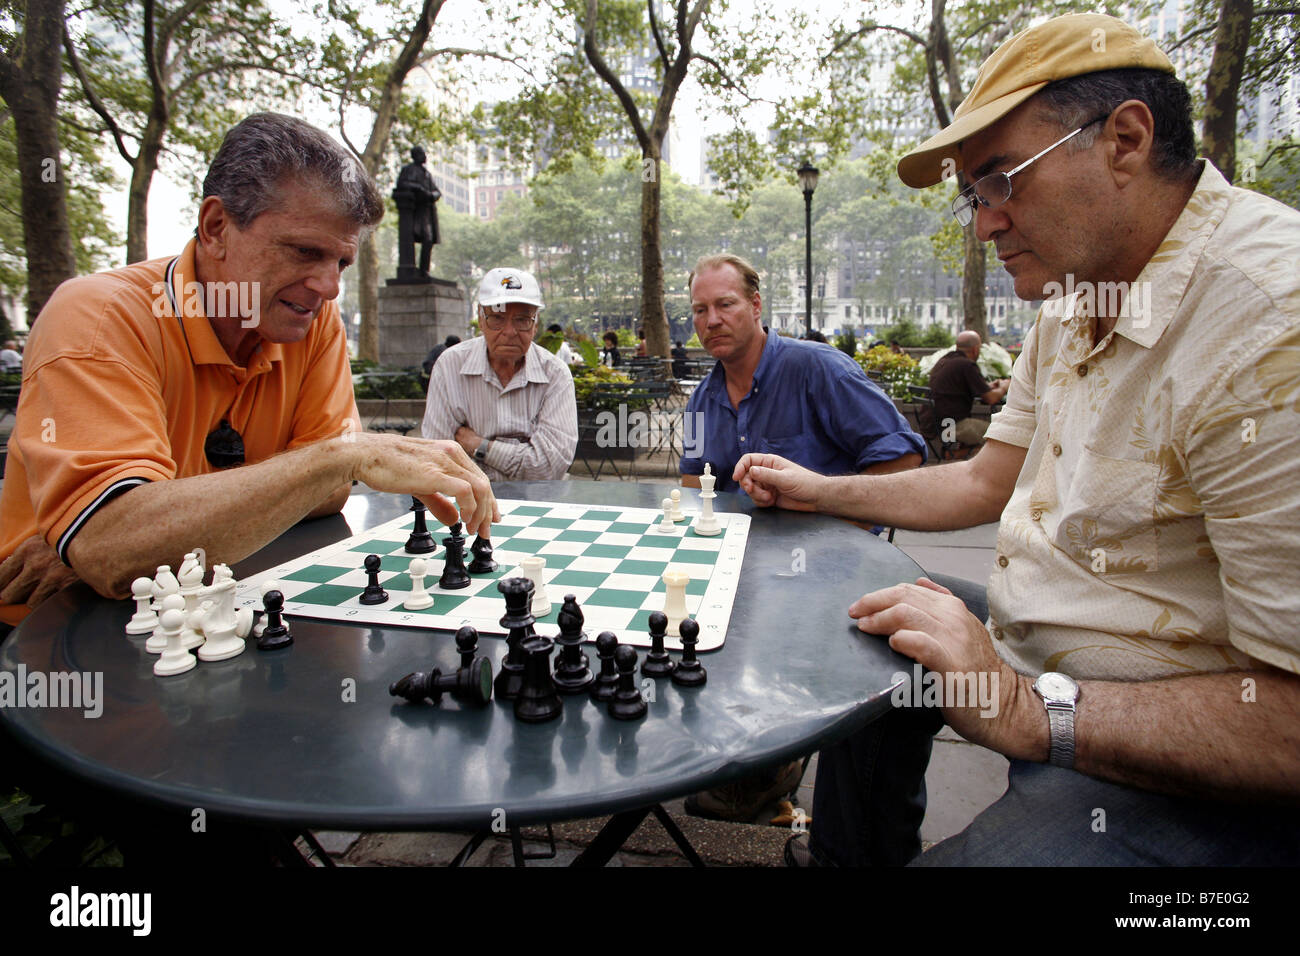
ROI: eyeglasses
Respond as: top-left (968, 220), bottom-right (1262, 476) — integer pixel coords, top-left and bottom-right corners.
top-left (481, 313), bottom-right (538, 332)
top-left (205, 419), bottom-right (245, 468)
top-left (951, 115), bottom-right (1109, 226)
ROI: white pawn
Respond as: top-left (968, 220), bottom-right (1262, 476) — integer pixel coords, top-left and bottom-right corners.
top-left (657, 497), bottom-right (677, 533)
top-left (404, 558), bottom-right (434, 610)
top-left (670, 488), bottom-right (685, 522)
top-left (154, 608), bottom-right (197, 676)
top-left (520, 555), bottom-right (550, 617)
top-left (253, 579), bottom-right (281, 638)
top-left (126, 577), bottom-right (159, 635)
top-left (663, 566), bottom-right (690, 635)
top-left (147, 594), bottom-right (186, 653)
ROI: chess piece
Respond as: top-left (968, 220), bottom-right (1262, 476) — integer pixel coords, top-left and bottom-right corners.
top-left (389, 657), bottom-right (492, 708)
top-left (657, 497), bottom-right (677, 533)
top-left (494, 577), bottom-right (534, 700)
top-left (514, 635), bottom-right (563, 723)
top-left (126, 577), bottom-right (158, 635)
top-left (671, 618), bottom-right (707, 687)
top-left (552, 594), bottom-right (593, 694)
top-left (693, 463), bottom-right (721, 536)
top-left (152, 565), bottom-right (180, 613)
top-left (257, 590), bottom-right (293, 650)
top-left (607, 645), bottom-right (648, 720)
top-left (589, 631), bottom-right (620, 702)
top-left (153, 608), bottom-right (197, 677)
top-left (670, 488), bottom-right (685, 522)
top-left (439, 524), bottom-right (471, 590)
top-left (404, 557), bottom-right (435, 610)
top-left (177, 559), bottom-right (207, 651)
top-left (253, 579), bottom-right (281, 638)
top-left (468, 535), bottom-right (498, 573)
top-left (198, 566), bottom-right (245, 661)
top-left (147, 594), bottom-right (186, 653)
top-left (662, 566), bottom-right (690, 636)
top-left (642, 610), bottom-right (677, 678)
top-left (360, 554), bottom-right (389, 604)
top-left (455, 625), bottom-right (480, 670)
top-left (519, 556), bottom-right (550, 617)
top-left (405, 497), bottom-right (436, 554)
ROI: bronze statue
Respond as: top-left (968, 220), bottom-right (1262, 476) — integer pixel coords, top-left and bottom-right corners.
top-left (392, 146), bottom-right (441, 281)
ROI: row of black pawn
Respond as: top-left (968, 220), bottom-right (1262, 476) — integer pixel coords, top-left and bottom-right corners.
top-left (389, 576), bottom-right (706, 723)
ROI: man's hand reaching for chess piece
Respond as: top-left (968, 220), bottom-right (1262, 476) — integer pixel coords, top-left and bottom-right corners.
top-left (732, 454), bottom-right (824, 512)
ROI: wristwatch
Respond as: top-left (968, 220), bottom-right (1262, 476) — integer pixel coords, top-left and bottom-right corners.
top-left (1033, 671), bottom-right (1080, 769)
top-left (475, 439), bottom-right (492, 463)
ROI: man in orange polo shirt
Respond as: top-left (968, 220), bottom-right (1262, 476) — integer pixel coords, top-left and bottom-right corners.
top-left (0, 113), bottom-right (496, 630)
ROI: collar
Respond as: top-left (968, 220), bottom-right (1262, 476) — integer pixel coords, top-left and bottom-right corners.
top-left (165, 238), bottom-right (282, 370)
top-left (1051, 160), bottom-right (1228, 350)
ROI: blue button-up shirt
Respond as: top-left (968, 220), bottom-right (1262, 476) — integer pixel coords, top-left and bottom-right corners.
top-left (680, 330), bottom-right (925, 493)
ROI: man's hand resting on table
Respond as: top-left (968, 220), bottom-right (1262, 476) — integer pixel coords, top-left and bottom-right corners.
top-left (733, 453), bottom-right (825, 511)
top-left (850, 577), bottom-right (1045, 763)
top-left (0, 535), bottom-right (83, 609)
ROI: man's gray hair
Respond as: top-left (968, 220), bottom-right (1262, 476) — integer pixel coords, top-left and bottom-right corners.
top-left (1034, 68), bottom-right (1197, 182)
top-left (202, 113), bottom-right (384, 229)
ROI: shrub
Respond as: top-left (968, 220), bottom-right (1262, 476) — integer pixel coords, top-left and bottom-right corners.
top-left (833, 329), bottom-right (857, 357)
top-left (857, 344), bottom-right (926, 400)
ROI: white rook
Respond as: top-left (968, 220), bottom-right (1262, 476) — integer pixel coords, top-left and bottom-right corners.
top-left (520, 555), bottom-right (550, 617)
top-left (663, 566), bottom-right (690, 635)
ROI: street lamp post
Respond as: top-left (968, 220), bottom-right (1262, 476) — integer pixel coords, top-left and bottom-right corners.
top-left (798, 161), bottom-right (819, 338)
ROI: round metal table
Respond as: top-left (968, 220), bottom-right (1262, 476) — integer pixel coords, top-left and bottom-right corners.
top-left (1, 481), bottom-right (924, 858)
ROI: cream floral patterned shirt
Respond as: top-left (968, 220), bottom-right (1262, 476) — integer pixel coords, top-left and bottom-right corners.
top-left (985, 161), bottom-right (1300, 682)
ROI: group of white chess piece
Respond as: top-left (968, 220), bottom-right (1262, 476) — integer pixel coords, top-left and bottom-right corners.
top-left (124, 551), bottom-right (256, 676)
top-left (656, 464), bottom-right (721, 537)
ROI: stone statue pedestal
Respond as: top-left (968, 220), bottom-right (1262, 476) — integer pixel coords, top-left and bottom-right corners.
top-left (377, 281), bottom-right (467, 369)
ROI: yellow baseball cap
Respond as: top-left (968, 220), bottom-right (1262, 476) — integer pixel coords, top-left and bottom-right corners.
top-left (897, 13), bottom-right (1175, 189)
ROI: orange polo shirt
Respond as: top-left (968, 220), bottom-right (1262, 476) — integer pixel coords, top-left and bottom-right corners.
top-left (0, 239), bottom-right (359, 625)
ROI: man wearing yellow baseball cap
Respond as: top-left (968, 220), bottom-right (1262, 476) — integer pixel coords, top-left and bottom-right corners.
top-left (736, 13), bottom-right (1300, 866)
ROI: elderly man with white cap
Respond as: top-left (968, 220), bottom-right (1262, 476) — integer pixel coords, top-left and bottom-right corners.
top-left (422, 267), bottom-right (577, 481)
top-left (737, 13), bottom-right (1300, 866)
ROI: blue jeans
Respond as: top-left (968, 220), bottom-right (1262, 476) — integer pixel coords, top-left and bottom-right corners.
top-left (915, 761), bottom-right (1300, 866)
top-left (809, 572), bottom-right (985, 867)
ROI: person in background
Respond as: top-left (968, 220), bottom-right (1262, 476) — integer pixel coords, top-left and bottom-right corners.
top-left (636, 327), bottom-right (647, 357)
top-left (547, 323), bottom-right (581, 366)
top-left (0, 340), bottom-right (21, 372)
top-left (600, 331), bottom-right (623, 368)
top-left (670, 340), bottom-right (688, 378)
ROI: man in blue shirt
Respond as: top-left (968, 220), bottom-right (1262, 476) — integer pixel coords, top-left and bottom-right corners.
top-left (681, 254), bottom-right (923, 493)
top-left (677, 254), bottom-right (924, 823)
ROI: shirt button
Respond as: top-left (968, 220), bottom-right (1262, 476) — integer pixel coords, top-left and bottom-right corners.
top-left (1052, 443), bottom-right (1062, 457)
top-left (997, 555), bottom-right (1009, 568)
top-left (1031, 509), bottom-right (1042, 521)
top-left (739, 436), bottom-right (746, 443)
top-left (1077, 364), bottom-right (1088, 377)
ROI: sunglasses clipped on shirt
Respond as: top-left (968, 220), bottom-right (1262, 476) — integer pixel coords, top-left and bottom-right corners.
top-left (950, 114), bottom-right (1110, 227)
top-left (205, 419), bottom-right (245, 469)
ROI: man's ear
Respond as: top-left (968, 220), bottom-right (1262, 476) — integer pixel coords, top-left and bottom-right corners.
top-left (1108, 100), bottom-right (1156, 188)
top-left (196, 196), bottom-right (231, 260)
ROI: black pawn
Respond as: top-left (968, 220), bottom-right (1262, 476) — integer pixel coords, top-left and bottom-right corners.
top-left (359, 554), bottom-right (389, 604)
top-left (405, 497), bottom-right (436, 554)
top-left (589, 631), bottom-right (620, 702)
top-left (607, 644), bottom-right (647, 720)
top-left (641, 610), bottom-right (676, 678)
top-left (258, 590), bottom-right (292, 650)
top-left (456, 625), bottom-right (479, 670)
top-left (671, 618), bottom-right (707, 687)
top-left (514, 635), bottom-right (563, 723)
top-left (494, 577), bottom-right (533, 700)
top-left (552, 594), bottom-right (594, 694)
top-left (439, 523), bottom-right (471, 590)
top-left (468, 535), bottom-right (498, 573)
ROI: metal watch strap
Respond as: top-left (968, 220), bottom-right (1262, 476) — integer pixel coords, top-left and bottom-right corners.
top-left (475, 439), bottom-right (491, 462)
top-left (1044, 702), bottom-right (1076, 769)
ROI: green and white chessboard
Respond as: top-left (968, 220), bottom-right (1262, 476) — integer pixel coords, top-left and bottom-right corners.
top-left (233, 499), bottom-right (750, 651)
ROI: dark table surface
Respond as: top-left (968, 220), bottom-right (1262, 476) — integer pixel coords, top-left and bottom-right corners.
top-left (0, 481), bottom-right (925, 831)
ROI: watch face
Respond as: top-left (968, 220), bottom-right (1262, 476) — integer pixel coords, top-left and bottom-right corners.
top-left (1036, 672), bottom-right (1077, 702)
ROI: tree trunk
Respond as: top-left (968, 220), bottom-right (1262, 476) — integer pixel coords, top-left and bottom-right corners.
top-left (358, 235), bottom-right (380, 361)
top-left (0, 0), bottom-right (76, 324)
top-left (640, 155), bottom-right (668, 357)
top-left (126, 107), bottom-right (169, 263)
top-left (1203, 0), bottom-right (1253, 183)
top-left (960, 220), bottom-right (987, 339)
